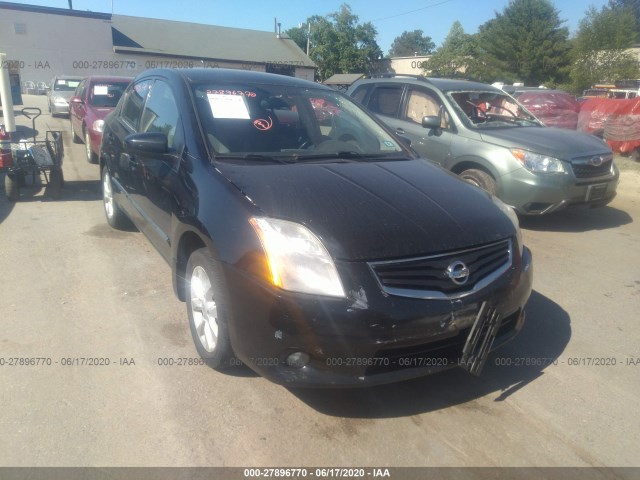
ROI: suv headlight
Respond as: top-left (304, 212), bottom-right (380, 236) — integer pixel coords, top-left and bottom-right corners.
top-left (249, 217), bottom-right (345, 298)
top-left (511, 148), bottom-right (565, 173)
top-left (492, 196), bottom-right (523, 256)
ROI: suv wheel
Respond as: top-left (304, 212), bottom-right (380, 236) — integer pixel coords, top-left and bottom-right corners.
top-left (459, 169), bottom-right (497, 196)
top-left (186, 248), bottom-right (234, 369)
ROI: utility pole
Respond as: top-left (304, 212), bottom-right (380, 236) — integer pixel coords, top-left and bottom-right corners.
top-left (306, 22), bottom-right (311, 56)
top-left (68, 0), bottom-right (72, 9)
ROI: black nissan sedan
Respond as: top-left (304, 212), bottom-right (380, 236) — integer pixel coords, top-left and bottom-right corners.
top-left (99, 68), bottom-right (533, 387)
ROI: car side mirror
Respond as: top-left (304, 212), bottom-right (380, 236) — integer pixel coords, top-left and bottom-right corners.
top-left (69, 96), bottom-right (83, 104)
top-left (422, 115), bottom-right (441, 130)
top-left (124, 132), bottom-right (168, 155)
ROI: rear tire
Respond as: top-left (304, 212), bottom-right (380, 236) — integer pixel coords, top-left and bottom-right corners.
top-left (101, 166), bottom-right (130, 229)
top-left (186, 248), bottom-right (234, 369)
top-left (459, 168), bottom-right (497, 196)
top-left (5, 174), bottom-right (20, 202)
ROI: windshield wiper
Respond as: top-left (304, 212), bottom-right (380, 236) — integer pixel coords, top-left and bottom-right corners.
top-left (212, 153), bottom-right (295, 164)
top-left (292, 151), bottom-right (406, 162)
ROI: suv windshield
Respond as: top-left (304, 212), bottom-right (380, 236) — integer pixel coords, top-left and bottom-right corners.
top-left (192, 83), bottom-right (406, 161)
top-left (89, 82), bottom-right (128, 107)
top-left (448, 90), bottom-right (541, 128)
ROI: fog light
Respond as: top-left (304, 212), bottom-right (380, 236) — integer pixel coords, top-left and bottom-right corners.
top-left (286, 352), bottom-right (310, 368)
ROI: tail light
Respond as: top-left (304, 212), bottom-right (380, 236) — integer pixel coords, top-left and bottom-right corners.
top-left (0, 125), bottom-right (13, 168)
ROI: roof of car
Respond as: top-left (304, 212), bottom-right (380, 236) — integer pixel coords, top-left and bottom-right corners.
top-left (138, 68), bottom-right (331, 90)
top-left (357, 75), bottom-right (501, 93)
top-left (83, 75), bottom-right (134, 83)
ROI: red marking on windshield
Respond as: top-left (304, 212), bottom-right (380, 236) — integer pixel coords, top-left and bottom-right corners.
top-left (253, 117), bottom-right (273, 131)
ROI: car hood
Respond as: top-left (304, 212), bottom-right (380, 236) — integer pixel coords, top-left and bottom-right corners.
top-left (52, 91), bottom-right (75, 101)
top-left (217, 159), bottom-right (515, 261)
top-left (480, 126), bottom-right (610, 160)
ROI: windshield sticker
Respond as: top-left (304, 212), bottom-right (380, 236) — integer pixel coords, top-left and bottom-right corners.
top-left (253, 117), bottom-right (273, 131)
top-left (56, 80), bottom-right (66, 85)
top-left (383, 141), bottom-right (396, 148)
top-left (207, 93), bottom-right (250, 119)
top-left (93, 85), bottom-right (109, 95)
top-left (207, 89), bottom-right (256, 98)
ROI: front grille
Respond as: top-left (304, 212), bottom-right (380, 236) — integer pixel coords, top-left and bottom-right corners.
top-left (364, 309), bottom-right (521, 375)
top-left (570, 155), bottom-right (613, 178)
top-left (369, 239), bottom-right (511, 299)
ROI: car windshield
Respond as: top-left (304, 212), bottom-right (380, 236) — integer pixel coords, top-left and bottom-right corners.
top-left (54, 79), bottom-right (81, 92)
top-left (447, 90), bottom-right (542, 128)
top-left (89, 82), bottom-right (129, 107)
top-left (192, 83), bottom-right (407, 162)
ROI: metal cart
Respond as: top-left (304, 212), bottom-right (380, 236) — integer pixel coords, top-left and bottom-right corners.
top-left (1, 107), bottom-right (64, 202)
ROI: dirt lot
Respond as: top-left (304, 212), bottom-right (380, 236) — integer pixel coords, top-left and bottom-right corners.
top-left (1, 95), bottom-right (639, 471)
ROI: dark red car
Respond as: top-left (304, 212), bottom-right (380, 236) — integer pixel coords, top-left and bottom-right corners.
top-left (513, 89), bottom-right (580, 130)
top-left (69, 76), bottom-right (132, 162)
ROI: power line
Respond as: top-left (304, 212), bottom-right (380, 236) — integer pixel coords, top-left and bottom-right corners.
top-left (370, 0), bottom-right (456, 22)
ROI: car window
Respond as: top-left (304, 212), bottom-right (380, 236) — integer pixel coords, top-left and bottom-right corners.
top-left (89, 82), bottom-right (128, 108)
top-left (404, 87), bottom-right (450, 129)
top-left (367, 85), bottom-right (403, 117)
top-left (75, 79), bottom-right (86, 99)
top-left (350, 84), bottom-right (371, 105)
top-left (53, 78), bottom-right (81, 92)
top-left (121, 80), bottom-right (152, 130)
top-left (448, 90), bottom-right (540, 128)
top-left (192, 84), bottom-right (405, 158)
top-left (140, 80), bottom-right (180, 148)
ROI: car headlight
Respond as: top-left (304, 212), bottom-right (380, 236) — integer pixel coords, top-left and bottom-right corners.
top-left (511, 148), bottom-right (565, 173)
top-left (92, 119), bottom-right (104, 133)
top-left (492, 196), bottom-right (523, 256)
top-left (53, 96), bottom-right (68, 105)
top-left (249, 217), bottom-right (345, 298)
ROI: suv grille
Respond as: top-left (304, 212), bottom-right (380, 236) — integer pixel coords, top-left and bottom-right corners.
top-left (570, 155), bottom-right (613, 178)
top-left (368, 239), bottom-right (512, 299)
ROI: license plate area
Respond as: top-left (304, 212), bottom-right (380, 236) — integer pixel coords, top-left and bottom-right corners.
top-left (585, 183), bottom-right (607, 202)
top-left (459, 302), bottom-right (501, 376)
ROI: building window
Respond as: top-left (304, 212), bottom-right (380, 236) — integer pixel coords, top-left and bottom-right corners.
top-left (14, 23), bottom-right (27, 35)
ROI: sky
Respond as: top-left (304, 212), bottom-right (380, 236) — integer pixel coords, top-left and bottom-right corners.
top-left (10, 0), bottom-right (611, 54)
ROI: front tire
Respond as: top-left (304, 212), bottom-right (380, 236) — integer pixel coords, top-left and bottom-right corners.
top-left (186, 248), bottom-right (234, 369)
top-left (85, 129), bottom-right (97, 163)
top-left (459, 168), bottom-right (497, 196)
top-left (71, 120), bottom-right (81, 143)
top-left (102, 166), bottom-right (130, 229)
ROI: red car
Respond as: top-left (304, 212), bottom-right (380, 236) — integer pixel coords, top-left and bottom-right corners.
top-left (69, 76), bottom-right (132, 162)
top-left (513, 89), bottom-right (580, 130)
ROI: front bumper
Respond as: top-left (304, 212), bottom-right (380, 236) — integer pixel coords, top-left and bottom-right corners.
top-left (500, 164), bottom-right (619, 215)
top-left (222, 246), bottom-right (533, 387)
top-left (51, 102), bottom-right (69, 115)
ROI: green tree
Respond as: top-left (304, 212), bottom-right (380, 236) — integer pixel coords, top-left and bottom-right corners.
top-left (609, 0), bottom-right (640, 34)
top-left (300, 4), bottom-right (382, 81)
top-left (285, 25), bottom-right (308, 53)
top-left (570, 5), bottom-right (640, 93)
top-left (389, 30), bottom-right (435, 57)
top-left (425, 21), bottom-right (477, 78)
top-left (475, 0), bottom-right (571, 85)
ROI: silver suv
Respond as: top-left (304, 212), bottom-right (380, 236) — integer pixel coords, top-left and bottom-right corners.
top-left (348, 75), bottom-right (619, 215)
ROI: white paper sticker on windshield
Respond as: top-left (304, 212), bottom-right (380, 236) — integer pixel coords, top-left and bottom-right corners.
top-left (207, 93), bottom-right (250, 119)
top-left (56, 79), bottom-right (66, 85)
top-left (93, 85), bottom-right (109, 95)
